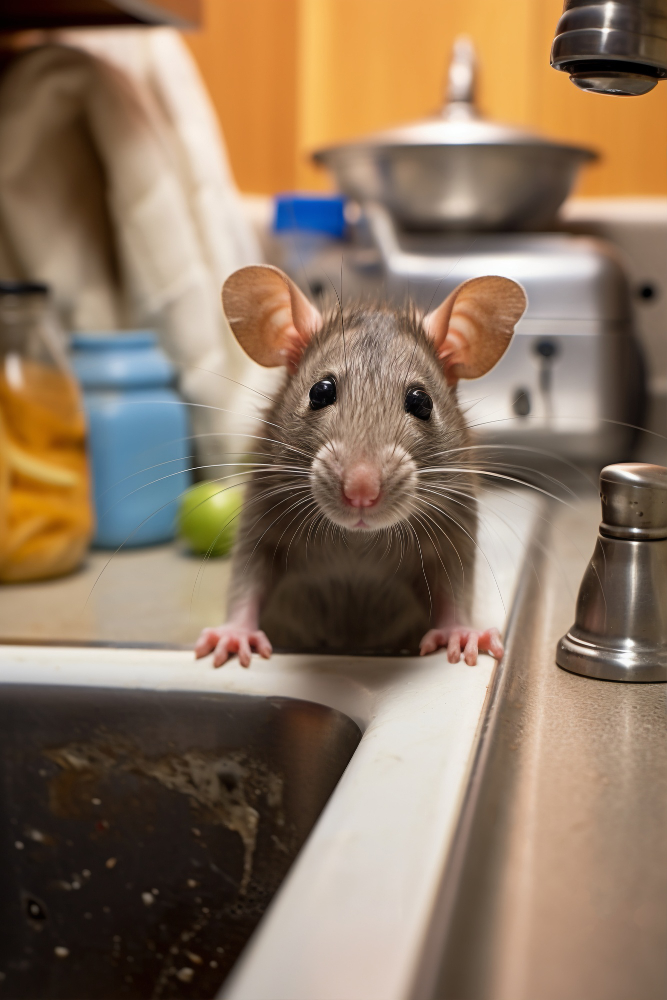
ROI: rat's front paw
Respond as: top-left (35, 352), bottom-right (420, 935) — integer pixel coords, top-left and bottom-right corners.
top-left (194, 625), bottom-right (272, 669)
top-left (419, 626), bottom-right (503, 666)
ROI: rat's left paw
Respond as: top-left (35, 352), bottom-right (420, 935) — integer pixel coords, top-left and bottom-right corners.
top-left (419, 626), bottom-right (504, 665)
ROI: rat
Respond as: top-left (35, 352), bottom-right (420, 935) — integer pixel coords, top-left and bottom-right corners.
top-left (194, 264), bottom-right (527, 669)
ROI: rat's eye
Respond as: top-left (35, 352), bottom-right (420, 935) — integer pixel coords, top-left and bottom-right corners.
top-left (309, 377), bottom-right (337, 410)
top-left (405, 387), bottom-right (433, 421)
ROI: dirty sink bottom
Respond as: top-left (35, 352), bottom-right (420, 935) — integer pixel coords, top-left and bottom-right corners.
top-left (0, 685), bottom-right (361, 999)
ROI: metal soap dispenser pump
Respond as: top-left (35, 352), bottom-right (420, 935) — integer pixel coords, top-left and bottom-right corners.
top-left (557, 463), bottom-right (667, 682)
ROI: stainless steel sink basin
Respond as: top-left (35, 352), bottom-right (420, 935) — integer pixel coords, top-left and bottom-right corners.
top-left (0, 686), bottom-right (360, 999)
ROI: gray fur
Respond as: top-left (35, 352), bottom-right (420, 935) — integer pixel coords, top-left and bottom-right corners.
top-left (227, 302), bottom-right (477, 654)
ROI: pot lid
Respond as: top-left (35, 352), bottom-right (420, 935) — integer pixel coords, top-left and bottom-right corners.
top-left (313, 37), bottom-right (597, 157)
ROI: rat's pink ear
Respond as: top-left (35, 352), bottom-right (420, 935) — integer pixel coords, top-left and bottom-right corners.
top-left (423, 276), bottom-right (527, 384)
top-left (222, 265), bottom-right (322, 370)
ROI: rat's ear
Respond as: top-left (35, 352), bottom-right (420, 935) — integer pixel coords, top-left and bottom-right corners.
top-left (423, 276), bottom-right (527, 384)
top-left (222, 265), bottom-right (322, 370)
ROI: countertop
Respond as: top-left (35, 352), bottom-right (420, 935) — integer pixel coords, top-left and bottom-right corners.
top-left (0, 484), bottom-right (536, 649)
top-left (0, 543), bottom-right (231, 647)
top-left (423, 493), bottom-right (667, 1000)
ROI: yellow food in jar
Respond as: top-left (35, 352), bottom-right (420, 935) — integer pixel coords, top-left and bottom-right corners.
top-left (0, 357), bottom-right (94, 582)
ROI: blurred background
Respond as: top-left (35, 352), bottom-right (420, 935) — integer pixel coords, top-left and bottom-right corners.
top-left (186, 0), bottom-right (667, 197)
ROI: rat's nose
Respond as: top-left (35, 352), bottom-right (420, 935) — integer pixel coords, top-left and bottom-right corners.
top-left (342, 463), bottom-right (381, 508)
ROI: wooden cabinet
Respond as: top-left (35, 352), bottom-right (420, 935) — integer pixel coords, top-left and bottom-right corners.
top-left (0, 0), bottom-right (201, 30)
top-left (186, 0), bottom-right (667, 197)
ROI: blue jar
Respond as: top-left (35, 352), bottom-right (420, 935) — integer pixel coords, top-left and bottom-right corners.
top-left (70, 331), bottom-right (192, 548)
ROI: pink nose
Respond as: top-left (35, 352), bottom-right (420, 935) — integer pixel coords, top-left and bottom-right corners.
top-left (342, 463), bottom-right (381, 508)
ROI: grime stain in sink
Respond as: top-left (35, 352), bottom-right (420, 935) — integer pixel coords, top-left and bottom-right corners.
top-left (45, 739), bottom-right (284, 895)
top-left (0, 690), bottom-right (360, 997)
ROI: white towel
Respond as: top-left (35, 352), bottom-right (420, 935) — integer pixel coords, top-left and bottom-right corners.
top-left (0, 29), bottom-right (271, 472)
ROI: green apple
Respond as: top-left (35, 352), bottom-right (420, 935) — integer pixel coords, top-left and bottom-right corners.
top-left (177, 481), bottom-right (244, 556)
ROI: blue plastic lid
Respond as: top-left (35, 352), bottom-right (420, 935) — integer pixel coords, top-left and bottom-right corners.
top-left (71, 331), bottom-right (157, 350)
top-left (274, 194), bottom-right (346, 238)
top-left (70, 330), bottom-right (177, 390)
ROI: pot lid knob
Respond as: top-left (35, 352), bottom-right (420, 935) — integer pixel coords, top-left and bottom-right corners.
top-left (444, 36), bottom-right (478, 119)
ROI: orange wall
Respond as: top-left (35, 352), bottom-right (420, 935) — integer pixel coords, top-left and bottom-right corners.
top-left (184, 0), bottom-right (299, 193)
top-left (185, 0), bottom-right (667, 197)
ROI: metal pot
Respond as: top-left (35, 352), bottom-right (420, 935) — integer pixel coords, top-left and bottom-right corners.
top-left (312, 37), bottom-right (597, 232)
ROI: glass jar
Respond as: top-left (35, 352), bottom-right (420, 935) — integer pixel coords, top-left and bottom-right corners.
top-left (0, 282), bottom-right (94, 582)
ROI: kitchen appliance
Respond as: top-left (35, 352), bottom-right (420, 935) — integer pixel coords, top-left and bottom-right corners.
top-left (551, 0), bottom-right (667, 96)
top-left (275, 202), bottom-right (642, 470)
top-left (313, 36), bottom-right (596, 231)
top-left (557, 463), bottom-right (667, 681)
top-left (367, 207), bottom-right (642, 467)
top-left (560, 198), bottom-right (667, 458)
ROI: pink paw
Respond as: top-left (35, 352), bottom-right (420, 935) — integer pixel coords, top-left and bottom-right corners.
top-left (419, 626), bottom-right (504, 665)
top-left (194, 625), bottom-right (272, 669)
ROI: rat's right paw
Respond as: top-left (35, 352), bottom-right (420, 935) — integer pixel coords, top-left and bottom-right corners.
top-left (419, 626), bottom-right (503, 665)
top-left (194, 625), bottom-right (272, 669)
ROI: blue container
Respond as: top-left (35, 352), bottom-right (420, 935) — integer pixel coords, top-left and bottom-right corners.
top-left (273, 194), bottom-right (348, 284)
top-left (273, 193), bottom-right (346, 238)
top-left (70, 331), bottom-right (192, 548)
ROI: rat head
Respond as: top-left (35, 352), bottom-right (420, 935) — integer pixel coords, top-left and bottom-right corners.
top-left (223, 265), bottom-right (526, 532)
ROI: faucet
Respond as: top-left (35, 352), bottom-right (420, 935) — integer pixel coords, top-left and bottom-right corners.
top-left (557, 463), bottom-right (667, 682)
top-left (551, 0), bottom-right (667, 96)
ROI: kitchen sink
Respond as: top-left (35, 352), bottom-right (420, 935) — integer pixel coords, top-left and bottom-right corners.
top-left (0, 686), bottom-right (361, 999)
top-left (2, 488), bottom-right (655, 1000)
top-left (0, 489), bottom-right (536, 1000)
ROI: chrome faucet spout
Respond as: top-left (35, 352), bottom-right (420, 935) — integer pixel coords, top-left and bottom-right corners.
top-left (551, 0), bottom-right (667, 95)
